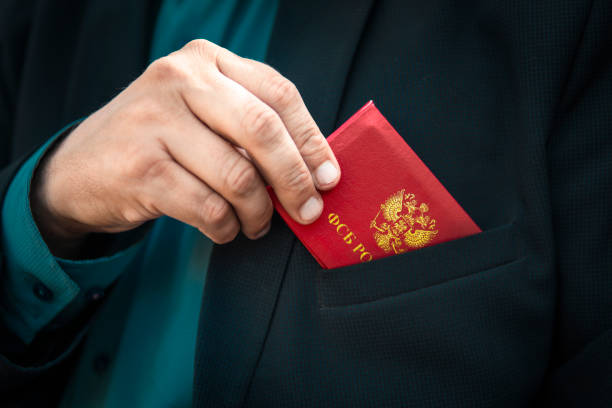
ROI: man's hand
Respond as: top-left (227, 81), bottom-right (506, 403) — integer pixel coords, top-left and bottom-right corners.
top-left (30, 40), bottom-right (340, 254)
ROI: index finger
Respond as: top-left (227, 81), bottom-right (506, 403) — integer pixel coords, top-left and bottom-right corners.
top-left (215, 48), bottom-right (341, 190)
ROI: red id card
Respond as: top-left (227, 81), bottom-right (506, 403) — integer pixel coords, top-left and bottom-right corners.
top-left (268, 101), bottom-right (481, 269)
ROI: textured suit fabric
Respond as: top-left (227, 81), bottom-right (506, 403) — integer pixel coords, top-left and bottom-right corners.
top-left (0, 0), bottom-right (610, 407)
top-left (194, 0), bottom-right (612, 406)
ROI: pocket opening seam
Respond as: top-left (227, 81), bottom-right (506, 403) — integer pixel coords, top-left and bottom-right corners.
top-left (319, 254), bottom-right (526, 310)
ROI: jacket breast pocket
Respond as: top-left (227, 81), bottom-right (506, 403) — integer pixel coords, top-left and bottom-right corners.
top-left (315, 222), bottom-right (523, 308)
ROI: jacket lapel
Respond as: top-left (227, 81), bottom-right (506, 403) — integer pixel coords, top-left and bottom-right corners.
top-left (266, 0), bottom-right (376, 136)
top-left (62, 0), bottom-right (161, 122)
top-left (193, 1), bottom-right (375, 406)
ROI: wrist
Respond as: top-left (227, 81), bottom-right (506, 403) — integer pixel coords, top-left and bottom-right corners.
top-left (29, 147), bottom-right (91, 258)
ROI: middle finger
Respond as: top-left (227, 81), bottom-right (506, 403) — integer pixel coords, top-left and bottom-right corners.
top-left (182, 73), bottom-right (323, 224)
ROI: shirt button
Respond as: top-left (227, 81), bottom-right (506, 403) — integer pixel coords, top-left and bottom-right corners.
top-left (33, 282), bottom-right (53, 301)
top-left (93, 353), bottom-right (110, 374)
top-left (86, 287), bottom-right (105, 302)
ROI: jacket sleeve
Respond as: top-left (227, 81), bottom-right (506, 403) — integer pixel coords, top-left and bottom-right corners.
top-left (0, 1), bottom-right (148, 402)
top-left (1, 123), bottom-right (145, 345)
top-left (0, 128), bottom-right (146, 403)
top-left (540, 0), bottom-right (612, 404)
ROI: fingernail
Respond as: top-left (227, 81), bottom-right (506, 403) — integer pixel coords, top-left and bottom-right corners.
top-left (253, 223), bottom-right (271, 239)
top-left (299, 196), bottom-right (323, 223)
top-left (315, 160), bottom-right (339, 186)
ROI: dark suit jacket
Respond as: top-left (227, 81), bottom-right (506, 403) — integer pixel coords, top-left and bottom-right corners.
top-left (1, 0), bottom-right (611, 406)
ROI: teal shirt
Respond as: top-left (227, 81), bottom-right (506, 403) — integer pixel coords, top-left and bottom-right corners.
top-left (0, 0), bottom-right (278, 406)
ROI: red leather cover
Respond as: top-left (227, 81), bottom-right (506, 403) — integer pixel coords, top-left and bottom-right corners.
top-left (268, 101), bottom-right (481, 269)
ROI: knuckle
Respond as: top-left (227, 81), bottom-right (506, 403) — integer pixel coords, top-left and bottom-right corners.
top-left (297, 129), bottom-right (329, 161)
top-left (201, 216), bottom-right (239, 244)
top-left (120, 206), bottom-right (147, 225)
top-left (210, 235), bottom-right (231, 245)
top-left (208, 224), bottom-right (239, 244)
top-left (241, 101), bottom-right (283, 146)
top-left (201, 194), bottom-right (232, 227)
top-left (267, 75), bottom-right (299, 109)
top-left (243, 202), bottom-right (273, 237)
top-left (259, 199), bottom-right (274, 221)
top-left (280, 163), bottom-right (313, 195)
top-left (223, 155), bottom-right (259, 197)
top-left (185, 38), bottom-right (211, 50)
top-left (224, 224), bottom-right (241, 243)
top-left (253, 202), bottom-right (274, 229)
top-left (147, 56), bottom-right (187, 83)
top-left (184, 39), bottom-right (217, 61)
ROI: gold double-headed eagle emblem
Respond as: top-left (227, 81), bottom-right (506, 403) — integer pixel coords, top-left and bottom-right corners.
top-left (370, 189), bottom-right (438, 254)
